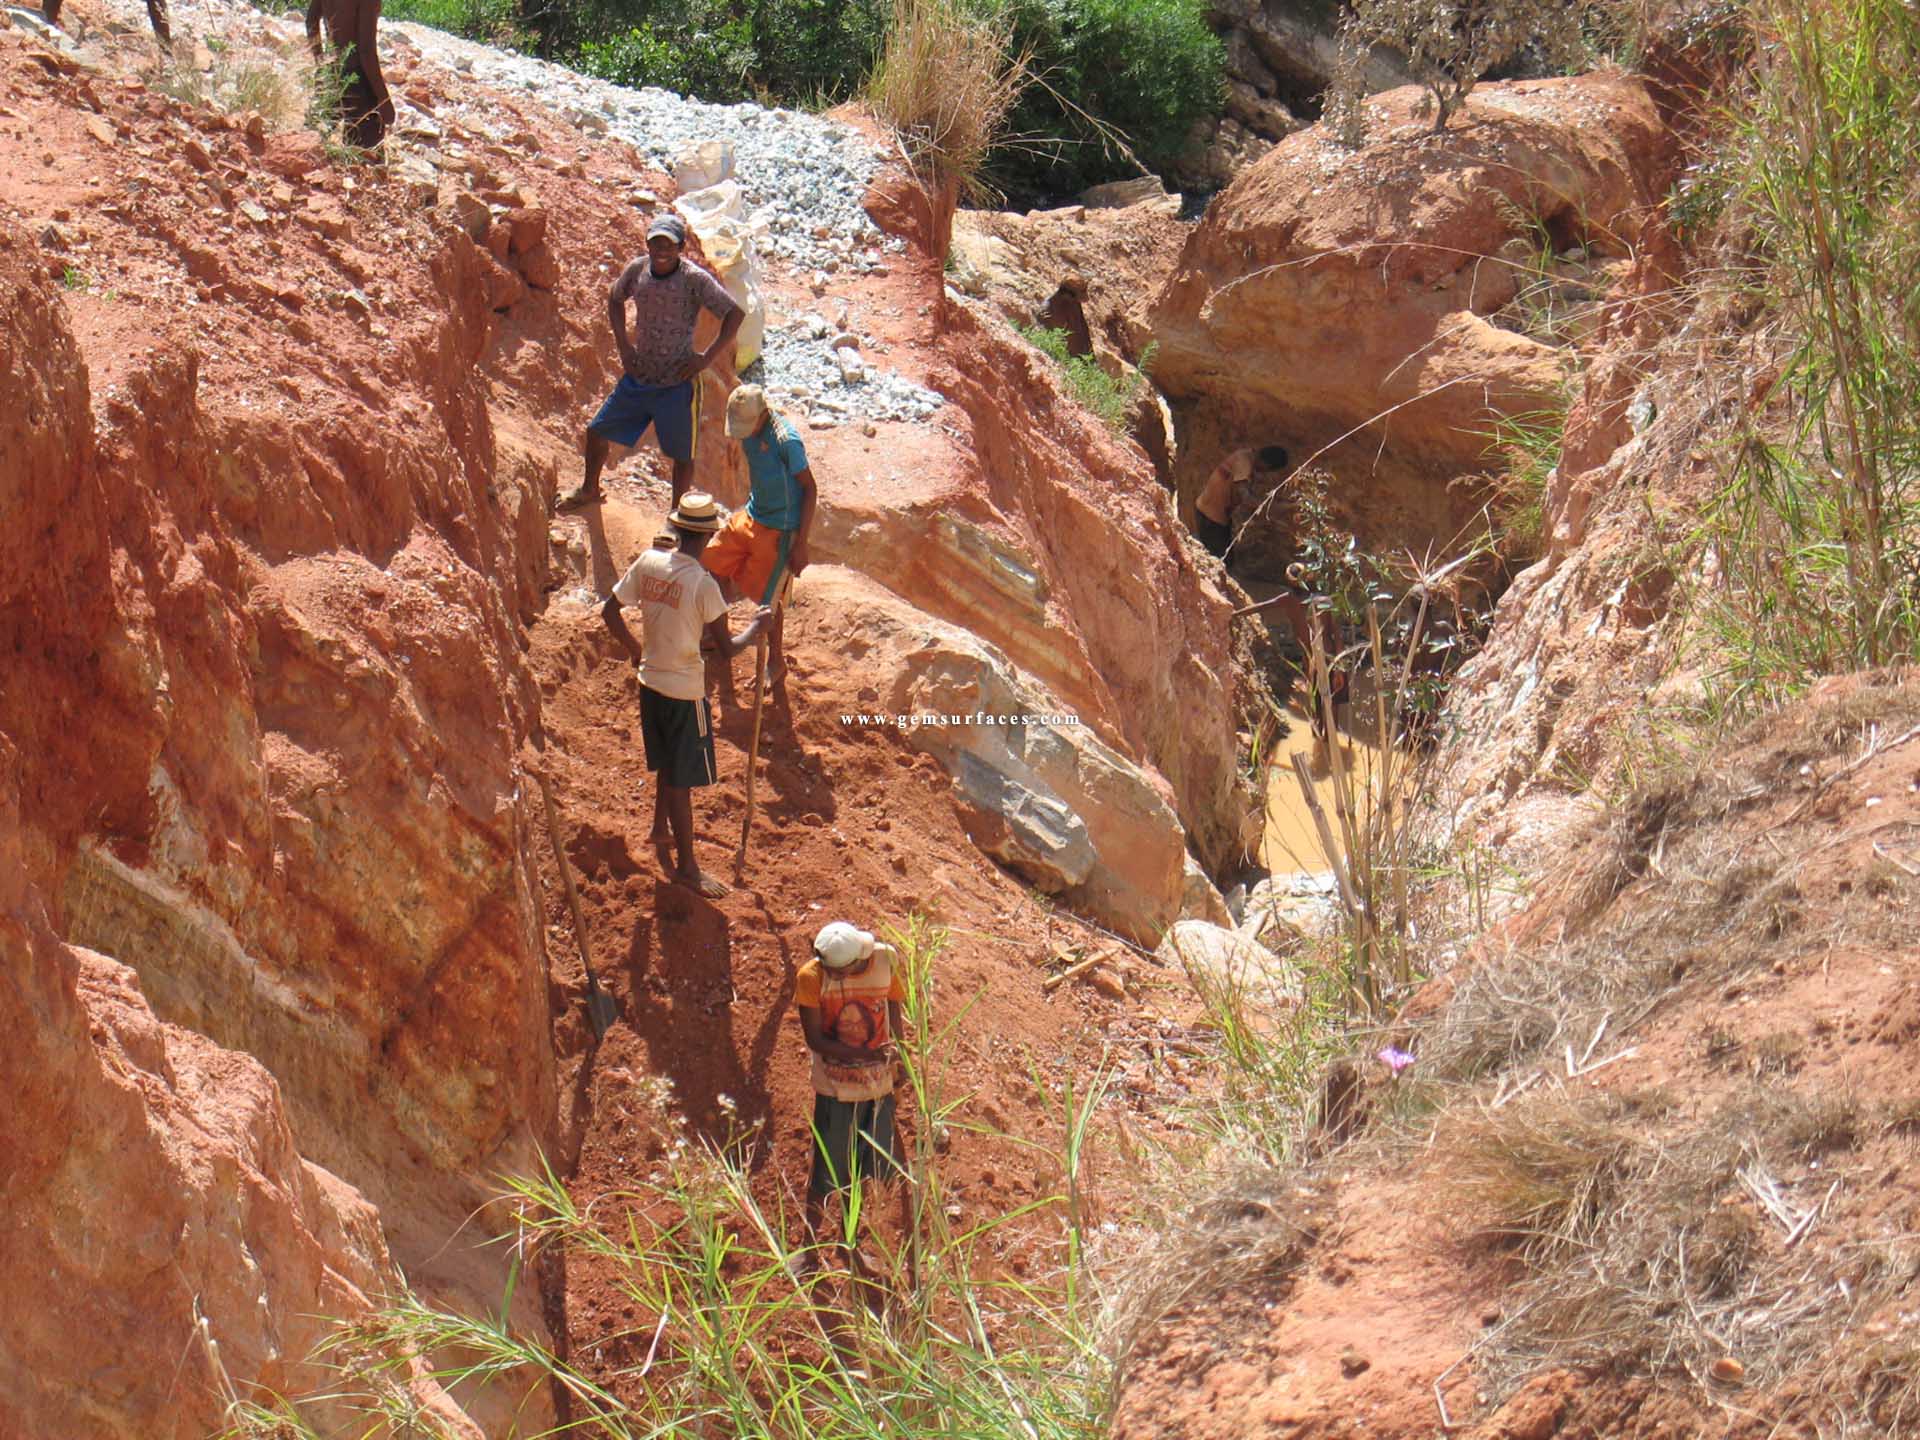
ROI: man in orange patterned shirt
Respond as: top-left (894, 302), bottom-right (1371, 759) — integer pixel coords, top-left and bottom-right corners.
top-left (793, 921), bottom-right (908, 1277)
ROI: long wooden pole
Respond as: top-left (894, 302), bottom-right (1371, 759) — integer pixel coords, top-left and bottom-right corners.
top-left (734, 627), bottom-right (769, 876)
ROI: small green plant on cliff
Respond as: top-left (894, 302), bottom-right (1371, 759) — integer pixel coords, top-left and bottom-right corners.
top-left (1015, 322), bottom-right (1155, 432)
top-left (1693, 0), bottom-right (1920, 709)
top-left (301, 51), bottom-right (374, 163)
top-left (1479, 394), bottom-right (1571, 567)
top-left (1327, 0), bottom-right (1592, 141)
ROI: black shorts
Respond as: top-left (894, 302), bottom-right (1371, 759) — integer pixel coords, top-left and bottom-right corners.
top-left (1193, 510), bottom-right (1232, 558)
top-left (808, 1093), bottom-right (902, 1201)
top-left (640, 687), bottom-right (716, 788)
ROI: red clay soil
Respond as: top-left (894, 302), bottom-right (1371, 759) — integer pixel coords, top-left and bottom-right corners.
top-left (528, 509), bottom-right (1214, 1403)
top-left (0, 14), bottom-right (1193, 1420)
top-left (1114, 673), bottom-right (1920, 1440)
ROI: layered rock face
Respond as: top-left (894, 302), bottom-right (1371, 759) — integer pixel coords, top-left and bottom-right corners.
top-left (0, 927), bottom-right (481, 1439)
top-left (0, 223), bottom-right (493, 1438)
top-left (806, 290), bottom-right (1262, 888)
top-left (1147, 74), bottom-right (1672, 554)
top-left (1434, 226), bottom-right (1699, 865)
top-left (0, 157), bottom-right (555, 1423)
top-left (797, 568), bottom-right (1194, 940)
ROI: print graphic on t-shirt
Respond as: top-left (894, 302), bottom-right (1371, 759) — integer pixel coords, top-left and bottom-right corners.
top-left (826, 996), bottom-right (882, 1050)
top-left (637, 574), bottom-right (684, 606)
top-left (794, 947), bottom-right (905, 1101)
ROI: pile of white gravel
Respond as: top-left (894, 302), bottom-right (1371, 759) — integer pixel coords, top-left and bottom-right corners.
top-left (70, 0), bottom-right (949, 426)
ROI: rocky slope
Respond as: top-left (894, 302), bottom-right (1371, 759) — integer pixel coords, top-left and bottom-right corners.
top-left (1109, 42), bottom-right (1920, 1440)
top-left (1147, 72), bottom-right (1675, 555)
top-left (0, 2), bottom-right (1266, 1431)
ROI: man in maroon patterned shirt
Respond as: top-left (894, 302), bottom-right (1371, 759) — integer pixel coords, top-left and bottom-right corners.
top-left (560, 214), bottom-right (744, 511)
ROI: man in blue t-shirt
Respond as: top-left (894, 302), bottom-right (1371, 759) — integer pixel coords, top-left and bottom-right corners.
top-left (703, 384), bottom-right (818, 690)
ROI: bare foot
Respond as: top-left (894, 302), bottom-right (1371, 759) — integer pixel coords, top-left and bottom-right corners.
top-left (556, 486), bottom-right (602, 512)
top-left (674, 867), bottom-right (731, 899)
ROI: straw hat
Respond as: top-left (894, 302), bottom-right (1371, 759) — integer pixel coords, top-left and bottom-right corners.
top-left (668, 491), bottom-right (724, 533)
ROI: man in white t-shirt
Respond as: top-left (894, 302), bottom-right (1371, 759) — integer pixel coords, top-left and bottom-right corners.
top-left (601, 491), bottom-right (770, 898)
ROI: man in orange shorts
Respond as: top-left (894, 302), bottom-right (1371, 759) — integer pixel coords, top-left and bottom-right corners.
top-left (704, 384), bottom-right (817, 689)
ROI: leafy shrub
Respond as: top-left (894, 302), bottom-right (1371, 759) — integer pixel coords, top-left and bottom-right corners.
top-left (1328, 0), bottom-right (1590, 141)
top-left (561, 0), bottom-right (889, 104)
top-left (1695, 0), bottom-right (1920, 708)
top-left (396, 0), bottom-right (1218, 200)
top-left (995, 0), bottom-right (1224, 197)
top-left (576, 6), bottom-right (757, 96)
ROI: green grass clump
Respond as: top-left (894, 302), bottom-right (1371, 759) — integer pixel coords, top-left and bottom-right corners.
top-left (1482, 395), bottom-right (1570, 568)
top-left (225, 918), bottom-right (1111, 1440)
top-left (1016, 324), bottom-right (1154, 431)
top-left (1694, 0), bottom-right (1920, 712)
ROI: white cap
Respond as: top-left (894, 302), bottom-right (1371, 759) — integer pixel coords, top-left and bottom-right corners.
top-left (813, 921), bottom-right (876, 971)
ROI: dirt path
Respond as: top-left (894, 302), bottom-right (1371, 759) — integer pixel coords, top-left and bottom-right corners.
top-left (523, 488), bottom-right (1204, 1394)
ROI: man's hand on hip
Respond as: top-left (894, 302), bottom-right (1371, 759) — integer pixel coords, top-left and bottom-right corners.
top-left (675, 350), bottom-right (716, 384)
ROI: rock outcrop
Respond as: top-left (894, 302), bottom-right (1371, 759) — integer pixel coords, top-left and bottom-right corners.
top-left (0, 108), bottom-right (557, 1424)
top-left (1146, 74), bottom-right (1673, 554)
top-left (798, 568), bottom-right (1191, 941)
top-left (1155, 918), bottom-right (1300, 1015)
top-left (1174, 0), bottom-right (1413, 189)
top-left (0, 925), bottom-right (480, 1440)
top-left (0, 233), bottom-right (484, 1432)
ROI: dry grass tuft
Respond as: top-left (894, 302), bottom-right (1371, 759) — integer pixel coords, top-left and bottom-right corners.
top-left (1768, 1087), bottom-right (1862, 1157)
top-left (1840, 1331), bottom-right (1920, 1435)
top-left (1421, 935), bottom-right (1670, 1083)
top-left (1463, 1085), bottom-right (1906, 1411)
top-left (1436, 1094), bottom-right (1642, 1260)
top-left (868, 0), bottom-right (1029, 205)
top-left (1101, 1167), bottom-right (1322, 1387)
top-left (1422, 795), bottom-right (1821, 1087)
top-left (152, 48), bottom-right (307, 131)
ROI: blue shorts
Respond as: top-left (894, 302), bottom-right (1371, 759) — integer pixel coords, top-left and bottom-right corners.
top-left (589, 376), bottom-right (698, 461)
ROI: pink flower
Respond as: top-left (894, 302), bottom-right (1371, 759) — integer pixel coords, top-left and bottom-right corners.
top-left (1377, 1046), bottom-right (1416, 1075)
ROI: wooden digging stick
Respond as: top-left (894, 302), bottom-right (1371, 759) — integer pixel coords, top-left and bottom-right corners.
top-left (734, 627), bottom-right (770, 877)
top-left (734, 570), bottom-right (793, 877)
